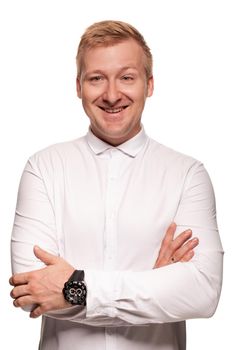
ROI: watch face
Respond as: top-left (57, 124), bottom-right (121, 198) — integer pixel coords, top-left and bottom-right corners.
top-left (63, 280), bottom-right (87, 305)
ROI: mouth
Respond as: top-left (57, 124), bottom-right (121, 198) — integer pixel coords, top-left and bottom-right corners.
top-left (99, 106), bottom-right (128, 114)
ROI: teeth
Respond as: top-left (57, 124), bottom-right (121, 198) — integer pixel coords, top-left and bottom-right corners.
top-left (104, 107), bottom-right (124, 113)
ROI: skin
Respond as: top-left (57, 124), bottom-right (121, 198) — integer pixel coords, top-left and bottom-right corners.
top-left (10, 247), bottom-right (74, 318)
top-left (154, 223), bottom-right (199, 268)
top-left (76, 39), bottom-right (154, 146)
top-left (9, 226), bottom-right (199, 318)
top-left (9, 39), bottom-right (199, 318)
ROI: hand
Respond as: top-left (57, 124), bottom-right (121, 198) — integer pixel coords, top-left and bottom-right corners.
top-left (9, 246), bottom-right (75, 318)
top-left (154, 223), bottom-right (199, 268)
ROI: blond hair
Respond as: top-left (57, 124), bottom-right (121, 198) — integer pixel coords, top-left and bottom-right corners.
top-left (76, 20), bottom-right (153, 80)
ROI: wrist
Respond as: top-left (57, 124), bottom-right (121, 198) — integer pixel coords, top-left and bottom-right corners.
top-left (62, 270), bottom-right (87, 306)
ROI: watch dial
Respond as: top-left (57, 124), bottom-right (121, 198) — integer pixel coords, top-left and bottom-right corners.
top-left (63, 281), bottom-right (87, 305)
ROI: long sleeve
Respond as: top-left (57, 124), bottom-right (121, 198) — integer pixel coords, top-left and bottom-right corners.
top-left (11, 155), bottom-right (88, 319)
top-left (11, 138), bottom-right (223, 327)
top-left (63, 162), bottom-right (223, 326)
top-left (11, 157), bottom-right (58, 273)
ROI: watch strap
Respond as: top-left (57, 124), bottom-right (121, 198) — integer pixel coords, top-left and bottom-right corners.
top-left (68, 270), bottom-right (85, 282)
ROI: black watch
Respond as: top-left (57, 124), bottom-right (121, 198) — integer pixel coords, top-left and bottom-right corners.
top-left (63, 270), bottom-right (87, 306)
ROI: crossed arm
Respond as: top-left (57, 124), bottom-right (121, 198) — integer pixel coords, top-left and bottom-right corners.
top-left (9, 156), bottom-right (223, 325)
top-left (9, 223), bottom-right (198, 319)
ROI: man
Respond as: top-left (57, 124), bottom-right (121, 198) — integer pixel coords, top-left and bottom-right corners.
top-left (9, 20), bottom-right (223, 350)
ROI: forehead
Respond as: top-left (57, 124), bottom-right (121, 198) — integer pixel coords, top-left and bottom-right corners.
top-left (81, 39), bottom-right (145, 74)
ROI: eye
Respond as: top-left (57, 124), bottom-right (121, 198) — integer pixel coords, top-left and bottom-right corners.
top-left (89, 75), bottom-right (104, 82)
top-left (121, 75), bottom-right (134, 81)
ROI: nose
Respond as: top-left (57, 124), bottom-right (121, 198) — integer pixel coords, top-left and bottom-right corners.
top-left (102, 80), bottom-right (122, 106)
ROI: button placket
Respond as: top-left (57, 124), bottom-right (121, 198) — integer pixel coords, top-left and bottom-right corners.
top-left (104, 149), bottom-right (120, 271)
top-left (105, 327), bottom-right (117, 350)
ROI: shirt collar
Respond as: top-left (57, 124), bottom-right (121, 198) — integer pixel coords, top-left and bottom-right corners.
top-left (86, 125), bottom-right (148, 158)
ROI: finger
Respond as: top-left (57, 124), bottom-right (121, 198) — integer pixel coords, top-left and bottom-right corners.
top-left (154, 223), bottom-right (176, 267)
top-left (9, 272), bottom-right (30, 286)
top-left (170, 229), bottom-right (193, 253)
top-left (161, 229), bottom-right (192, 263)
top-left (30, 305), bottom-right (43, 318)
top-left (10, 285), bottom-right (29, 299)
top-left (13, 295), bottom-right (37, 308)
top-left (159, 222), bottom-right (177, 255)
top-left (180, 250), bottom-right (195, 262)
top-left (155, 229), bottom-right (195, 268)
top-left (173, 237), bottom-right (199, 262)
top-left (163, 222), bottom-right (177, 244)
top-left (33, 246), bottom-right (58, 266)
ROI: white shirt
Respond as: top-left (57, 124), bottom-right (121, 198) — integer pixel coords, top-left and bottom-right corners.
top-left (11, 127), bottom-right (223, 350)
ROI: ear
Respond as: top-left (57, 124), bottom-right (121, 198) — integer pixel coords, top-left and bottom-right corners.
top-left (147, 76), bottom-right (154, 97)
top-left (76, 78), bottom-right (82, 98)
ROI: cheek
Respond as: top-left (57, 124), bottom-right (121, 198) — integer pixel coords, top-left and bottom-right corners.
top-left (132, 91), bottom-right (148, 104)
top-left (81, 91), bottom-right (93, 103)
top-left (125, 82), bottom-right (148, 100)
top-left (82, 84), bottom-right (105, 102)
top-left (117, 88), bottom-right (139, 102)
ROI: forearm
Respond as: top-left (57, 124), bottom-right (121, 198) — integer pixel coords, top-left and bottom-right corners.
top-left (11, 223), bottom-right (223, 326)
top-left (45, 245), bottom-right (222, 327)
top-left (86, 256), bottom-right (222, 324)
top-left (10, 156), bottom-right (223, 326)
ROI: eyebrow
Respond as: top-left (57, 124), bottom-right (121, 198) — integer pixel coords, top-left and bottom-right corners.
top-left (119, 66), bottom-right (138, 72)
top-left (84, 66), bottom-right (138, 77)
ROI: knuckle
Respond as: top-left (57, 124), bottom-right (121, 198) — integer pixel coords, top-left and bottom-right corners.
top-left (14, 298), bottom-right (22, 307)
top-left (29, 282), bottom-right (36, 293)
top-left (10, 288), bottom-right (17, 299)
top-left (11, 276), bottom-right (17, 285)
top-left (28, 281), bottom-right (39, 294)
top-left (29, 271), bottom-right (36, 280)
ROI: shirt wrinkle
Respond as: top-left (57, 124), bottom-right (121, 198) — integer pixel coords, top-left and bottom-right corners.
top-left (11, 126), bottom-right (223, 350)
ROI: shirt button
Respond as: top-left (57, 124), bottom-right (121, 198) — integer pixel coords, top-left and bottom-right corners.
top-left (106, 328), bottom-right (114, 335)
top-left (106, 327), bottom-right (116, 336)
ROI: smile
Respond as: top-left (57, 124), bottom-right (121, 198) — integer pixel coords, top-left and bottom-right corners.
top-left (99, 106), bottom-right (128, 114)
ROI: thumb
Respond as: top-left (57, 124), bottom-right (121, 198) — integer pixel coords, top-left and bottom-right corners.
top-left (33, 246), bottom-right (58, 265)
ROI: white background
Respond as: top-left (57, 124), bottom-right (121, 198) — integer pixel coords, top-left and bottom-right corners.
top-left (0, 0), bottom-right (232, 348)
